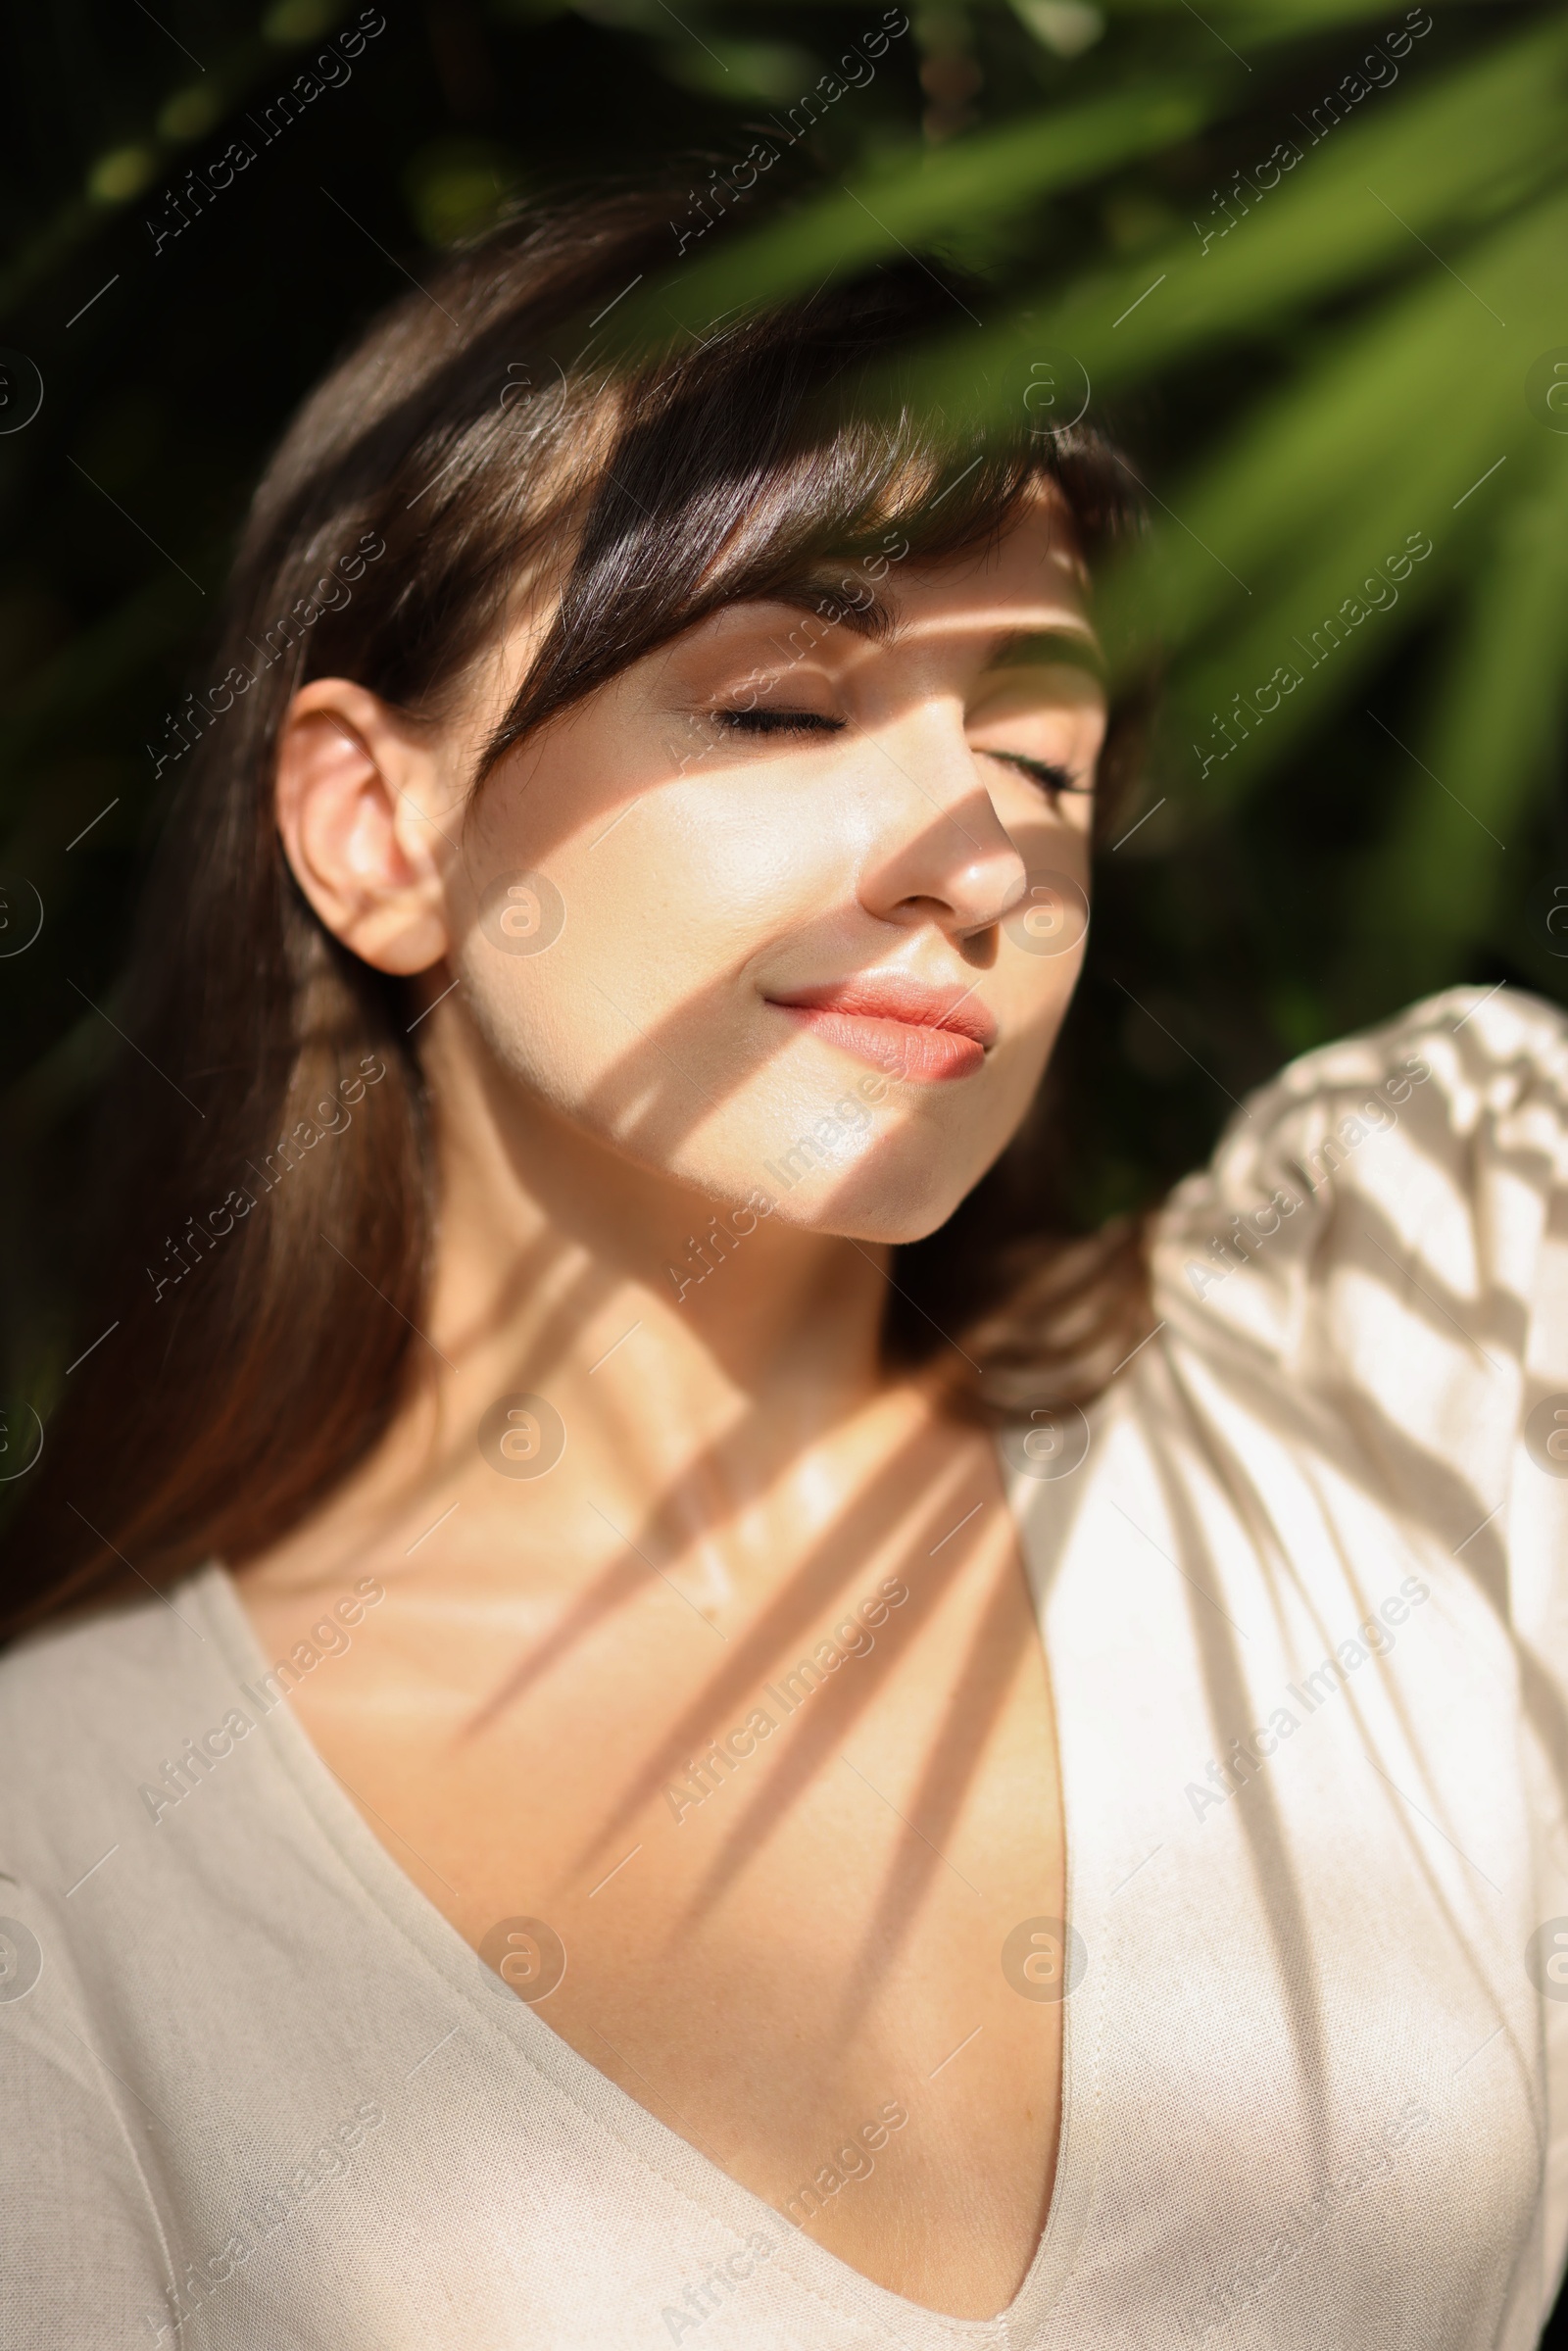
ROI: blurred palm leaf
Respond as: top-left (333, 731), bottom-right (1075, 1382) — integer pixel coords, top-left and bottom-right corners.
top-left (623, 73), bottom-right (1222, 335)
top-left (4, 0), bottom-right (1567, 1388)
top-left (636, 4), bottom-right (1568, 996)
top-left (1351, 441), bottom-right (1568, 987)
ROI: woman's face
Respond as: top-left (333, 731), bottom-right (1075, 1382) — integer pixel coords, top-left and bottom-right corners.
top-left (281, 488), bottom-right (1106, 1249)
top-left (439, 491), bottom-right (1106, 1245)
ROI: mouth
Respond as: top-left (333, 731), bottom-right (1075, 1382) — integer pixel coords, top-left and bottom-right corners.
top-left (765, 976), bottom-right (996, 1085)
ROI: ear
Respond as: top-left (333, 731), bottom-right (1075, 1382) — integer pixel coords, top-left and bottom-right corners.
top-left (274, 679), bottom-right (454, 974)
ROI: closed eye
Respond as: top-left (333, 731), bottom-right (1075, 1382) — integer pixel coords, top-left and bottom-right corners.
top-left (712, 708), bottom-right (845, 737)
top-left (986, 750), bottom-right (1092, 798)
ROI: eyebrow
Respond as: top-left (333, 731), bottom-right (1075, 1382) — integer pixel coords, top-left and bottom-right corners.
top-left (983, 627), bottom-right (1108, 683)
top-left (765, 574), bottom-right (899, 643)
top-left (729, 591), bottom-right (1106, 673)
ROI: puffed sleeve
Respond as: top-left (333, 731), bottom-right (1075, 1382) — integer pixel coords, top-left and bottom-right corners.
top-left (1149, 983), bottom-right (1568, 1640)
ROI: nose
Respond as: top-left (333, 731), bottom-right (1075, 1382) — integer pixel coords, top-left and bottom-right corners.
top-left (855, 706), bottom-right (1028, 941)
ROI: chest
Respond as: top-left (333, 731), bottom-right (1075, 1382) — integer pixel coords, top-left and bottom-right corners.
top-left (237, 1497), bottom-right (1068, 2318)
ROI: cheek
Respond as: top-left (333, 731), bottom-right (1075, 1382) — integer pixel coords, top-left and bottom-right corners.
top-left (983, 791), bottom-right (1091, 1105)
top-left (452, 748), bottom-right (857, 1149)
top-left (989, 936), bottom-right (1086, 1123)
top-left (986, 777), bottom-right (1094, 998)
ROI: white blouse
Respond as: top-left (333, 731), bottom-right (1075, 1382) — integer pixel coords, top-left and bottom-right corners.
top-left (3, 984), bottom-right (1567, 2351)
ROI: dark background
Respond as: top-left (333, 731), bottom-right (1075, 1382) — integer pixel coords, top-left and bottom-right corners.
top-left (1, 0), bottom-right (1565, 2323)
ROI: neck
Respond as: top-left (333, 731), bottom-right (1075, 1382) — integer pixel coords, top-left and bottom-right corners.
top-left (403, 1009), bottom-right (907, 1521)
top-left (233, 1013), bottom-right (975, 1609)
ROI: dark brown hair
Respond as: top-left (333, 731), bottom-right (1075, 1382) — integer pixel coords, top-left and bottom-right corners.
top-left (1, 185), bottom-right (1152, 1639)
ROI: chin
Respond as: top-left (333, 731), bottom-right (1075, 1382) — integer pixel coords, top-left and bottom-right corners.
top-left (755, 1154), bottom-right (977, 1247)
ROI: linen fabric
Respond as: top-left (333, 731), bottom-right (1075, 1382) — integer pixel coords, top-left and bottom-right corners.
top-left (2, 983), bottom-right (1567, 2351)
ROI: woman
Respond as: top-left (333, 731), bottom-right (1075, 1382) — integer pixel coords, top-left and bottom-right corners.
top-left (2, 189), bottom-right (1565, 2351)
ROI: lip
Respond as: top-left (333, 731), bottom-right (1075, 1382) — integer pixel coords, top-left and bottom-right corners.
top-left (765, 976), bottom-right (996, 1085)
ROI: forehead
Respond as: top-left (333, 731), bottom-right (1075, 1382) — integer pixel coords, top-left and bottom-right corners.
top-left (768, 496), bottom-right (1099, 667)
top-left (888, 501), bottom-right (1092, 630)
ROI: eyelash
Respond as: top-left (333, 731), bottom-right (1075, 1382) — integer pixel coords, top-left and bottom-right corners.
top-left (990, 751), bottom-right (1091, 800)
top-left (712, 708), bottom-right (842, 736)
top-left (710, 712), bottom-right (1090, 801)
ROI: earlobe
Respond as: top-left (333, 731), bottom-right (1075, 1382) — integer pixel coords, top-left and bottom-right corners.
top-left (274, 678), bottom-right (452, 975)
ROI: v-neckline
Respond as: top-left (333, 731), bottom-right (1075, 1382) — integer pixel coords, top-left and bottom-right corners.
top-left (193, 1438), bottom-right (1100, 2346)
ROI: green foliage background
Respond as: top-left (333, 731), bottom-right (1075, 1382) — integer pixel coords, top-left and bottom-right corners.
top-left (2, 0), bottom-right (1567, 1400)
